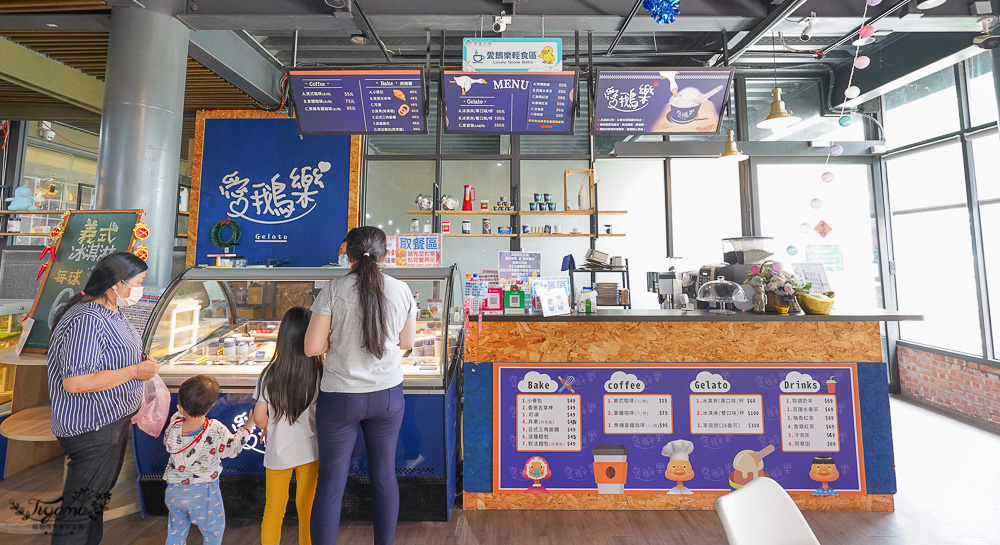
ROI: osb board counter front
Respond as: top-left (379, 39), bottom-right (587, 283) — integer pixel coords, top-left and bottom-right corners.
top-left (461, 315), bottom-right (902, 512)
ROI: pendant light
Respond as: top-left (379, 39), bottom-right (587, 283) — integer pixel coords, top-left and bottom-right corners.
top-left (915, 0), bottom-right (947, 9)
top-left (756, 33), bottom-right (801, 131)
top-left (719, 130), bottom-right (748, 161)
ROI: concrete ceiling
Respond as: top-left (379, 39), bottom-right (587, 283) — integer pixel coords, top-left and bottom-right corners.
top-left (1, 0), bottom-right (997, 129)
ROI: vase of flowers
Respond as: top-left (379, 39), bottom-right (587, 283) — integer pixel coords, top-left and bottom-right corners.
top-left (744, 261), bottom-right (811, 315)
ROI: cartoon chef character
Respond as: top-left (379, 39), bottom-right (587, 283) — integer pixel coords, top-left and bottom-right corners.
top-left (661, 439), bottom-right (696, 494)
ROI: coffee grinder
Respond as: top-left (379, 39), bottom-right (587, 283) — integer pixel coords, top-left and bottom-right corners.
top-left (717, 237), bottom-right (774, 283)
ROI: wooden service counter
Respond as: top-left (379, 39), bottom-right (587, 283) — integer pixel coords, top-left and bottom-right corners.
top-left (461, 310), bottom-right (920, 512)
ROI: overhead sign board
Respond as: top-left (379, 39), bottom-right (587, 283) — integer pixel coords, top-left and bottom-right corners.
top-left (288, 69), bottom-right (427, 134)
top-left (442, 70), bottom-right (576, 134)
top-left (593, 69), bottom-right (734, 134)
top-left (462, 37), bottom-right (563, 72)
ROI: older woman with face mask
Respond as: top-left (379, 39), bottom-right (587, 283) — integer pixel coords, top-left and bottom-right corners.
top-left (46, 252), bottom-right (161, 545)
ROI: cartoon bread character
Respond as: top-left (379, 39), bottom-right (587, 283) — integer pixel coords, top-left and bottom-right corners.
top-left (395, 246), bottom-right (407, 267)
top-left (522, 456), bottom-right (551, 494)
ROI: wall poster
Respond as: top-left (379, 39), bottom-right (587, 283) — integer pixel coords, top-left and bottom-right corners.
top-left (495, 363), bottom-right (865, 496)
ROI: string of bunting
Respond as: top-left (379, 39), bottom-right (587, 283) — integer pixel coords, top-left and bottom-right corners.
top-left (643, 0), bottom-right (680, 25)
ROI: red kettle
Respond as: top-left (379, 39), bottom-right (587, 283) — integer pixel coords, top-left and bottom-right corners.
top-left (462, 185), bottom-right (476, 211)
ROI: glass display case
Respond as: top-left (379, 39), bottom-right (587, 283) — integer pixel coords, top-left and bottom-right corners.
top-left (143, 265), bottom-right (463, 390)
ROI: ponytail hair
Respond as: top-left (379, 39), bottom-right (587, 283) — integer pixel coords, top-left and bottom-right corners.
top-left (50, 252), bottom-right (148, 340)
top-left (346, 226), bottom-right (388, 359)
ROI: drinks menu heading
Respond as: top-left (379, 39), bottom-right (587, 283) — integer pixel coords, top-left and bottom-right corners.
top-left (495, 364), bottom-right (864, 495)
top-left (288, 70), bottom-right (426, 134)
top-left (442, 71), bottom-right (576, 133)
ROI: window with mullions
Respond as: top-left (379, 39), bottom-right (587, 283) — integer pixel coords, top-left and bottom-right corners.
top-left (887, 140), bottom-right (983, 356)
top-left (883, 67), bottom-right (960, 149)
top-left (966, 51), bottom-right (998, 127)
top-left (971, 129), bottom-right (1000, 354)
top-left (12, 142), bottom-right (97, 246)
top-left (363, 161), bottom-right (436, 237)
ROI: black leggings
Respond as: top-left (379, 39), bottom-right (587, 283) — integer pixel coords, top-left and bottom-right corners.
top-left (51, 415), bottom-right (131, 545)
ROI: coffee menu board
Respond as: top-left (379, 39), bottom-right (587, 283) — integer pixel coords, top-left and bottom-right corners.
top-left (592, 69), bottom-right (734, 134)
top-left (442, 71), bottom-right (576, 134)
top-left (495, 363), bottom-right (865, 495)
top-left (288, 69), bottom-right (427, 134)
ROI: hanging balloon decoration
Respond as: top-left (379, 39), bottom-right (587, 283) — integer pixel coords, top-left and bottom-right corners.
top-left (642, 0), bottom-right (680, 24)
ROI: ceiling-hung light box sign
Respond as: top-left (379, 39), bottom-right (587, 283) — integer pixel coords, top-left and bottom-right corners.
top-left (288, 69), bottom-right (427, 134)
top-left (593, 69), bottom-right (735, 134)
top-left (442, 70), bottom-right (577, 134)
top-left (462, 38), bottom-right (563, 72)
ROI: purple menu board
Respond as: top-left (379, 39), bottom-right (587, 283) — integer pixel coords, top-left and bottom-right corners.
top-left (442, 71), bottom-right (576, 134)
top-left (288, 69), bottom-right (426, 134)
top-left (495, 363), bottom-right (865, 495)
top-left (593, 69), bottom-right (734, 134)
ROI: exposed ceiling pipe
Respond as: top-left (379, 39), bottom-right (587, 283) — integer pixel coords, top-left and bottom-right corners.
top-left (605, 0), bottom-right (643, 57)
top-left (352, 0), bottom-right (392, 63)
top-left (819, 0), bottom-right (910, 55)
top-left (713, 0), bottom-right (810, 66)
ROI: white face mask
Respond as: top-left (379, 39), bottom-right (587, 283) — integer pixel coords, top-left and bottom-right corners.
top-left (338, 254), bottom-right (349, 267)
top-left (116, 280), bottom-right (143, 307)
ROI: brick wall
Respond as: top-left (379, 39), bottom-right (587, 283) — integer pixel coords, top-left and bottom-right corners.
top-left (897, 344), bottom-right (1000, 428)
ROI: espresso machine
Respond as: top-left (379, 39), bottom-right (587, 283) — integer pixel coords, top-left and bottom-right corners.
top-left (647, 270), bottom-right (684, 309)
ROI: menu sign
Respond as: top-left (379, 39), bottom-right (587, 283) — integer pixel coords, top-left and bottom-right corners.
top-left (442, 71), bottom-right (576, 134)
top-left (21, 210), bottom-right (142, 353)
top-left (288, 69), bottom-right (426, 134)
top-left (593, 69), bottom-right (734, 134)
top-left (495, 364), bottom-right (865, 495)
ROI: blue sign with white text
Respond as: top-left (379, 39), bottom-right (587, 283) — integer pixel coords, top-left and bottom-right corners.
top-left (442, 71), bottom-right (576, 134)
top-left (196, 117), bottom-right (350, 267)
top-left (289, 69), bottom-right (426, 134)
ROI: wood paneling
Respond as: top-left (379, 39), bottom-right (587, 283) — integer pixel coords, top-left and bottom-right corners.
top-left (465, 320), bottom-right (883, 364)
top-left (0, 0), bottom-right (109, 13)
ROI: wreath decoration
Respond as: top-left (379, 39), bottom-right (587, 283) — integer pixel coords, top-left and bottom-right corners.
top-left (210, 218), bottom-right (241, 250)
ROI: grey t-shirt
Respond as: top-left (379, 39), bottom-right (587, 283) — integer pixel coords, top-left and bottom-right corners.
top-left (311, 273), bottom-right (416, 393)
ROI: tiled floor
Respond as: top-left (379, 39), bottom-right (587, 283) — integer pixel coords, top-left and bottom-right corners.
top-left (3, 395), bottom-right (999, 544)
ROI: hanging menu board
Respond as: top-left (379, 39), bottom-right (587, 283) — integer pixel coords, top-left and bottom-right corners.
top-left (21, 210), bottom-right (142, 353)
top-left (592, 69), bottom-right (734, 134)
top-left (495, 363), bottom-right (864, 495)
top-left (288, 69), bottom-right (427, 134)
top-left (442, 70), bottom-right (576, 134)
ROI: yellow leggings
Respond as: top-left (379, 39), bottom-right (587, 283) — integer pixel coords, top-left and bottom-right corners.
top-left (262, 461), bottom-right (319, 545)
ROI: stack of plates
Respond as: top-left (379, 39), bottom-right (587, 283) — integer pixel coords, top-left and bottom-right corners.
top-left (594, 283), bottom-right (620, 306)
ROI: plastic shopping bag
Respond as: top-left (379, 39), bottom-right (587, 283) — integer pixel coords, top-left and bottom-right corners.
top-left (131, 374), bottom-right (170, 437)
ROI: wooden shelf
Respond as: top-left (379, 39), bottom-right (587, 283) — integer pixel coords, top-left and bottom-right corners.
top-left (521, 233), bottom-right (594, 237)
top-left (600, 233), bottom-right (626, 237)
top-left (442, 233), bottom-right (517, 238)
top-left (599, 210), bottom-right (628, 214)
top-left (521, 210), bottom-right (596, 216)
top-left (0, 346), bottom-right (48, 366)
top-left (1, 404), bottom-right (56, 441)
top-left (0, 450), bottom-right (140, 533)
top-left (405, 210), bottom-right (516, 216)
top-left (178, 210), bottom-right (190, 216)
top-left (0, 210), bottom-right (73, 215)
top-left (0, 233), bottom-right (46, 237)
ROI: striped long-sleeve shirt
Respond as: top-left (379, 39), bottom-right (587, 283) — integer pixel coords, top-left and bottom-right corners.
top-left (47, 301), bottom-right (144, 437)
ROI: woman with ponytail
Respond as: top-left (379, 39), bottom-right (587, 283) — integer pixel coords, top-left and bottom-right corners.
top-left (46, 251), bottom-right (161, 545)
top-left (305, 226), bottom-right (416, 545)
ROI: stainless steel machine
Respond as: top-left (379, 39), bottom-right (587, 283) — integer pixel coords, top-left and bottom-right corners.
top-left (647, 269), bottom-right (684, 309)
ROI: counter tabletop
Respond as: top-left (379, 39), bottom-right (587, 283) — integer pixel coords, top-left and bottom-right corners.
top-left (480, 309), bottom-right (921, 323)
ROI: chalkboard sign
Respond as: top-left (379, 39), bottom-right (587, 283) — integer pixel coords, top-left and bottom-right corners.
top-left (592, 69), bottom-right (734, 134)
top-left (22, 210), bottom-right (142, 353)
top-left (442, 70), bottom-right (576, 134)
top-left (288, 69), bottom-right (427, 134)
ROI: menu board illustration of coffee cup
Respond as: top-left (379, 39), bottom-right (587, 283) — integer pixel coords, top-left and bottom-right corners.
top-left (592, 69), bottom-right (734, 134)
top-left (442, 70), bottom-right (577, 134)
top-left (288, 69), bottom-right (427, 135)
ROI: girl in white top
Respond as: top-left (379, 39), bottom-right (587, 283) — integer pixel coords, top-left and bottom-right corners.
top-left (252, 306), bottom-right (323, 545)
